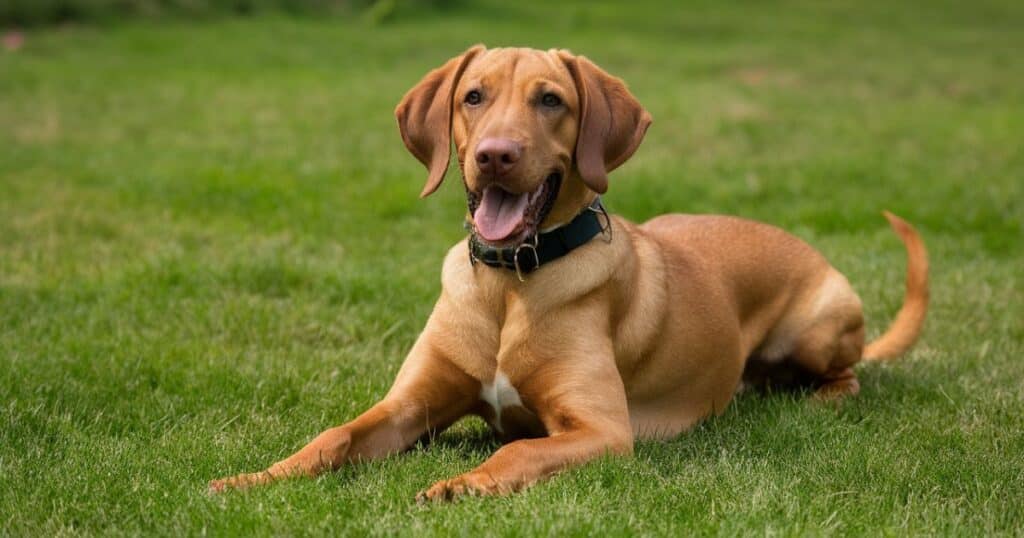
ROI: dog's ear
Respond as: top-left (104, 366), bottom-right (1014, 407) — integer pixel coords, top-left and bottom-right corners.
top-left (395, 45), bottom-right (485, 198)
top-left (558, 51), bottom-right (652, 194)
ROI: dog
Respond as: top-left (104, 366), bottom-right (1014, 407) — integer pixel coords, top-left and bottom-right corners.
top-left (209, 45), bottom-right (929, 501)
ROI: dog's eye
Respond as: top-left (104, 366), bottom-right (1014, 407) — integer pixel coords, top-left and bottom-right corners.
top-left (465, 90), bottom-right (483, 106)
top-left (540, 93), bottom-right (562, 108)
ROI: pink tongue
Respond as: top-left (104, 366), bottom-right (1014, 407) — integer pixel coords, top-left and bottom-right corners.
top-left (474, 186), bottom-right (530, 242)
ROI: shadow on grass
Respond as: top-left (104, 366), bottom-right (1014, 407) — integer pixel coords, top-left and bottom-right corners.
top-left (411, 418), bottom-right (503, 460)
top-left (348, 363), bottom-right (926, 478)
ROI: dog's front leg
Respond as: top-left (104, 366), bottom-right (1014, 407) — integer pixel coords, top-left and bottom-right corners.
top-left (418, 346), bottom-right (633, 501)
top-left (209, 337), bottom-right (478, 492)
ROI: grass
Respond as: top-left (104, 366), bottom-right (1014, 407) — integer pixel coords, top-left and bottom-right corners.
top-left (1, 0), bottom-right (1022, 535)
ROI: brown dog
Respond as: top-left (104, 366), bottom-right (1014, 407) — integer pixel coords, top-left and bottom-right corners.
top-left (209, 45), bottom-right (928, 501)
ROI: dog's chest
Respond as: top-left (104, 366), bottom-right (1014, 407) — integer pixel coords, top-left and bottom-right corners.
top-left (479, 372), bottom-right (543, 437)
top-left (480, 372), bottom-right (521, 413)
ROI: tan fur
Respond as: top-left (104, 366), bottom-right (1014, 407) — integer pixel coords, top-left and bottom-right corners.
top-left (209, 46), bottom-right (930, 500)
top-left (863, 211), bottom-right (930, 360)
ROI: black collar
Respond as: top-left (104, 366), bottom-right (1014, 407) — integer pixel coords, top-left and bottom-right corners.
top-left (468, 198), bottom-right (611, 279)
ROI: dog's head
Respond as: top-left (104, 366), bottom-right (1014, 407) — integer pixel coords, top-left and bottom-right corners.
top-left (396, 45), bottom-right (651, 246)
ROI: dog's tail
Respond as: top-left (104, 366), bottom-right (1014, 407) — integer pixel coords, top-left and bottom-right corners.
top-left (862, 211), bottom-right (930, 361)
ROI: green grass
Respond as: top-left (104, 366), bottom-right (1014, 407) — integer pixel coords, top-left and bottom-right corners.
top-left (2, 0), bottom-right (1022, 535)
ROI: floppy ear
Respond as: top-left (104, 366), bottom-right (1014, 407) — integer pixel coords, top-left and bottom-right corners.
top-left (559, 52), bottom-right (652, 194)
top-left (395, 45), bottom-right (485, 198)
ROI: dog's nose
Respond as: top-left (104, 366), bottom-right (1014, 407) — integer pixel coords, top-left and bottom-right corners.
top-left (475, 138), bottom-right (522, 176)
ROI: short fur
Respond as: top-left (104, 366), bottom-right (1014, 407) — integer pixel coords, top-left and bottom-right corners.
top-left (210, 46), bottom-right (929, 500)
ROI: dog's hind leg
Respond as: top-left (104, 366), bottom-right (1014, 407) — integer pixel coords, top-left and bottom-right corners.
top-left (792, 308), bottom-right (866, 401)
top-left (772, 270), bottom-right (867, 401)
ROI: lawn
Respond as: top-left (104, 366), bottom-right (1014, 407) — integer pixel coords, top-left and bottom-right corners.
top-left (1, 0), bottom-right (1022, 535)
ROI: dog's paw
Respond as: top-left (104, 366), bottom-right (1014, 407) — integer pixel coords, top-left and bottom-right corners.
top-left (207, 471), bottom-right (274, 494)
top-left (416, 472), bottom-right (504, 503)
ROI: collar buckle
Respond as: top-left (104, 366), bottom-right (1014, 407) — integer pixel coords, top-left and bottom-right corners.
top-left (512, 234), bottom-right (540, 282)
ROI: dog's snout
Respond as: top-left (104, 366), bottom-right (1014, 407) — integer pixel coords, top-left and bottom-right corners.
top-left (475, 138), bottom-right (522, 176)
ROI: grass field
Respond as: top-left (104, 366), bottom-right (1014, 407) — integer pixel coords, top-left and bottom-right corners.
top-left (2, 0), bottom-right (1022, 535)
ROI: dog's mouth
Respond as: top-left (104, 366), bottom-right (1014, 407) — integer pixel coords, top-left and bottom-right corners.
top-left (468, 172), bottom-right (562, 246)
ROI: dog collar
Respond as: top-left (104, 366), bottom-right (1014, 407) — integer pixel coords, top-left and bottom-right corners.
top-left (468, 198), bottom-right (612, 280)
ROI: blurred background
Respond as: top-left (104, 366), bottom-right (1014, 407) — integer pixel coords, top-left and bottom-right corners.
top-left (1, 0), bottom-right (449, 26)
top-left (1, 0), bottom-right (1021, 534)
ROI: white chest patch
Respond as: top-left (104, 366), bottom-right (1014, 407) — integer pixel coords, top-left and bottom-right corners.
top-left (479, 371), bottom-right (523, 433)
